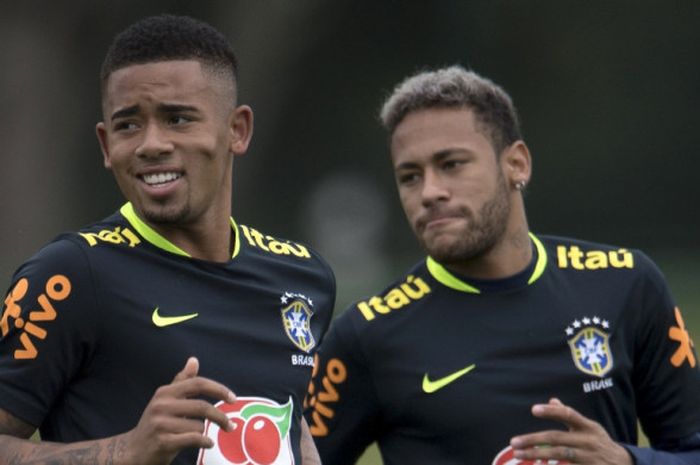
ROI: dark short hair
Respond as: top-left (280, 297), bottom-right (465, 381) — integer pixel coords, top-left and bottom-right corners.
top-left (100, 14), bottom-right (238, 92)
top-left (380, 66), bottom-right (522, 155)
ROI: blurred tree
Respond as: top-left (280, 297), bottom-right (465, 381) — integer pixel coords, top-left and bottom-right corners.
top-left (1, 0), bottom-right (698, 302)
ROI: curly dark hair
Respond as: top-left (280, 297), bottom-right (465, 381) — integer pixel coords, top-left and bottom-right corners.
top-left (100, 14), bottom-right (238, 91)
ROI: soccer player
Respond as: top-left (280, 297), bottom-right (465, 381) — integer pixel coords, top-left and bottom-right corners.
top-left (0, 15), bottom-right (334, 465)
top-left (305, 66), bottom-right (700, 464)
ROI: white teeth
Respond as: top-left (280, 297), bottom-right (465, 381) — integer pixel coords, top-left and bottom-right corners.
top-left (142, 172), bottom-right (181, 185)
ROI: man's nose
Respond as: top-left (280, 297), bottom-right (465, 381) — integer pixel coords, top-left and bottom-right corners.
top-left (421, 170), bottom-right (449, 206)
top-left (135, 123), bottom-right (174, 158)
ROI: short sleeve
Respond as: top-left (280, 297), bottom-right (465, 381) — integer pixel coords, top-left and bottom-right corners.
top-left (0, 239), bottom-right (99, 427)
top-left (304, 308), bottom-right (382, 465)
top-left (632, 253), bottom-right (700, 443)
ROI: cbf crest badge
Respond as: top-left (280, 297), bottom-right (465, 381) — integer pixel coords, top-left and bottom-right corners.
top-left (280, 292), bottom-right (315, 353)
top-left (566, 316), bottom-right (613, 377)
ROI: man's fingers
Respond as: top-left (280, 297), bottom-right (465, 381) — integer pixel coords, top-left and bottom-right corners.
top-left (147, 415), bottom-right (210, 435)
top-left (531, 401), bottom-right (590, 430)
top-left (165, 399), bottom-right (234, 432)
top-left (149, 380), bottom-right (236, 431)
top-left (156, 431), bottom-right (216, 451)
top-left (173, 357), bottom-right (200, 382)
top-left (511, 430), bottom-right (572, 450)
top-left (511, 399), bottom-right (629, 465)
top-left (511, 443), bottom-right (577, 463)
top-left (164, 376), bottom-right (236, 405)
top-left (164, 359), bottom-right (236, 405)
top-left (143, 358), bottom-right (238, 441)
top-left (151, 372), bottom-right (236, 433)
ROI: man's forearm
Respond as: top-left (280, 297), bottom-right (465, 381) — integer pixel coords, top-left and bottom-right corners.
top-left (0, 434), bottom-right (129, 465)
top-left (623, 431), bottom-right (700, 465)
top-left (300, 417), bottom-right (322, 465)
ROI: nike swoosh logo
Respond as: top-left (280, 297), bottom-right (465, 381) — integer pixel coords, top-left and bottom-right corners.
top-left (422, 363), bottom-right (476, 393)
top-left (151, 307), bottom-right (199, 327)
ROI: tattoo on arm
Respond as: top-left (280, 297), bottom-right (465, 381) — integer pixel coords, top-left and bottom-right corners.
top-left (42, 445), bottom-right (100, 465)
top-left (1, 439), bottom-right (128, 465)
top-left (0, 408), bottom-right (129, 465)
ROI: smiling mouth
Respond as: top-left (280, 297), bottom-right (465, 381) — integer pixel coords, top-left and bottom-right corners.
top-left (141, 172), bottom-right (182, 186)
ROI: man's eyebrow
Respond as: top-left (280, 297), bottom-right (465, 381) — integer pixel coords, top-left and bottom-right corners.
top-left (395, 148), bottom-right (471, 171)
top-left (433, 148), bottom-right (470, 161)
top-left (111, 105), bottom-right (139, 121)
top-left (110, 103), bottom-right (200, 122)
top-left (395, 160), bottom-right (420, 171)
top-left (157, 103), bottom-right (199, 113)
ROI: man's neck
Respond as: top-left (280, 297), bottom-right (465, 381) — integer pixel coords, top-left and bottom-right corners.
top-left (150, 216), bottom-right (234, 262)
top-left (444, 224), bottom-right (532, 281)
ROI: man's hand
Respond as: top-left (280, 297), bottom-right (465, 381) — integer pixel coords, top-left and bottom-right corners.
top-left (0, 357), bottom-right (236, 465)
top-left (121, 357), bottom-right (236, 465)
top-left (510, 398), bottom-right (632, 465)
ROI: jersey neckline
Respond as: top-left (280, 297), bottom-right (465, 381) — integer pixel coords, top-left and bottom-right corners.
top-left (119, 202), bottom-right (241, 259)
top-left (425, 232), bottom-right (547, 294)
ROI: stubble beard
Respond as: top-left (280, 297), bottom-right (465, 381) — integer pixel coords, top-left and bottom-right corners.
top-left (419, 179), bottom-right (511, 266)
top-left (141, 199), bottom-right (192, 226)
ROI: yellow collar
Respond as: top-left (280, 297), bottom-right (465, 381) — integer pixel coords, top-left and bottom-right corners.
top-left (119, 202), bottom-right (240, 259)
top-left (426, 232), bottom-right (547, 294)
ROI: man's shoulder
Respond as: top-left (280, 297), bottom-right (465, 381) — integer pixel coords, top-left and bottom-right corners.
top-left (537, 233), bottom-right (661, 278)
top-left (5, 212), bottom-right (129, 299)
top-left (236, 223), bottom-right (333, 273)
top-left (68, 210), bottom-right (143, 251)
top-left (235, 223), bottom-right (336, 318)
top-left (19, 211), bottom-right (127, 266)
top-left (335, 259), bottom-right (432, 327)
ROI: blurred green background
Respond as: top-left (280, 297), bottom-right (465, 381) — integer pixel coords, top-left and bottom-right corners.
top-left (2, 1), bottom-right (699, 304)
top-left (2, 2), bottom-right (698, 463)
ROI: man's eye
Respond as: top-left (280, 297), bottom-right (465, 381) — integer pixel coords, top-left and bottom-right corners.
top-left (169, 115), bottom-right (191, 125)
top-left (114, 121), bottom-right (138, 131)
top-left (442, 159), bottom-right (464, 170)
top-left (397, 173), bottom-right (420, 185)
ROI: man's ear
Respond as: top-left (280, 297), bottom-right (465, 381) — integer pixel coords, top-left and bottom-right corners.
top-left (501, 140), bottom-right (532, 189)
top-left (229, 105), bottom-right (254, 156)
top-left (96, 122), bottom-right (112, 169)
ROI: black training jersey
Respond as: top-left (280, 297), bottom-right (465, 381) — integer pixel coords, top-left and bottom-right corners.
top-left (305, 234), bottom-right (700, 465)
top-left (0, 203), bottom-right (335, 465)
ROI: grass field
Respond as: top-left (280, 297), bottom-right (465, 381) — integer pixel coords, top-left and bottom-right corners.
top-left (355, 253), bottom-right (700, 465)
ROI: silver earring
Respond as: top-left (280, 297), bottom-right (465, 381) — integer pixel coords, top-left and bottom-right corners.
top-left (515, 181), bottom-right (526, 191)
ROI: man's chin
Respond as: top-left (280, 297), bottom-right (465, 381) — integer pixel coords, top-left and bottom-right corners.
top-left (139, 204), bottom-right (189, 226)
top-left (422, 238), bottom-right (465, 263)
top-left (427, 250), bottom-right (465, 265)
top-left (421, 236), bottom-right (486, 266)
